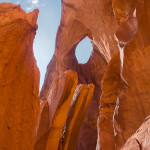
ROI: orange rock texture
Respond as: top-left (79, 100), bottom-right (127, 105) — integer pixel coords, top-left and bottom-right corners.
top-left (34, 70), bottom-right (78, 150)
top-left (0, 3), bottom-right (40, 150)
top-left (121, 115), bottom-right (150, 150)
top-left (40, 1), bottom-right (117, 149)
top-left (98, 0), bottom-right (150, 150)
top-left (34, 70), bottom-right (94, 150)
top-left (38, 0), bottom-right (150, 149)
top-left (40, 0), bottom-right (150, 149)
top-left (2, 0), bottom-right (150, 150)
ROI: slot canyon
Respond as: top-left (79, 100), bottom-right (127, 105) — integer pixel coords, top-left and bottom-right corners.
top-left (1, 0), bottom-right (150, 149)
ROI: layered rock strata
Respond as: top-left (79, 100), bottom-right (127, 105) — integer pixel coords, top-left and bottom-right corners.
top-left (0, 3), bottom-right (40, 150)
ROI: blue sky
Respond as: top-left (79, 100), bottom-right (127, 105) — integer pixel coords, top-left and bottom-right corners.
top-left (1, 0), bottom-right (92, 89)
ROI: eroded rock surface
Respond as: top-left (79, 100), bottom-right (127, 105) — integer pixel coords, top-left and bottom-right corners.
top-left (40, 0), bottom-right (118, 149)
top-left (0, 3), bottom-right (40, 150)
top-left (2, 0), bottom-right (150, 150)
top-left (59, 84), bottom-right (95, 150)
top-left (34, 70), bottom-right (95, 150)
top-left (121, 116), bottom-right (150, 150)
top-left (34, 70), bottom-right (78, 150)
top-left (98, 0), bottom-right (150, 149)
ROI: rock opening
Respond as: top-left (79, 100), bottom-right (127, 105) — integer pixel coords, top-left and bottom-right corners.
top-left (75, 37), bottom-right (92, 64)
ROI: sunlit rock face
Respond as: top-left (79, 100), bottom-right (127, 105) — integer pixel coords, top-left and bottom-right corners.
top-left (34, 70), bottom-right (78, 150)
top-left (34, 70), bottom-right (95, 150)
top-left (0, 3), bottom-right (40, 150)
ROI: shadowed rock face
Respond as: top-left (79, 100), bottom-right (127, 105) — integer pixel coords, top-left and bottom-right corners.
top-left (98, 0), bottom-right (150, 149)
top-left (0, 3), bottom-right (40, 150)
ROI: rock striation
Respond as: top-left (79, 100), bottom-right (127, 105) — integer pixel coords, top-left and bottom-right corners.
top-left (34, 70), bottom-right (78, 150)
top-left (34, 70), bottom-right (94, 150)
top-left (59, 83), bottom-right (95, 150)
top-left (0, 3), bottom-right (40, 150)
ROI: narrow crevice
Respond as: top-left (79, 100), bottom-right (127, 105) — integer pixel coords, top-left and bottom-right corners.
top-left (113, 98), bottom-right (122, 136)
top-left (115, 6), bottom-right (138, 87)
top-left (58, 85), bottom-right (80, 149)
top-left (135, 138), bottom-right (142, 150)
top-left (112, 5), bottom-right (139, 140)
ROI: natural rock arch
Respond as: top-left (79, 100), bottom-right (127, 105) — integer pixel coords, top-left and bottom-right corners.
top-left (75, 36), bottom-right (92, 64)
